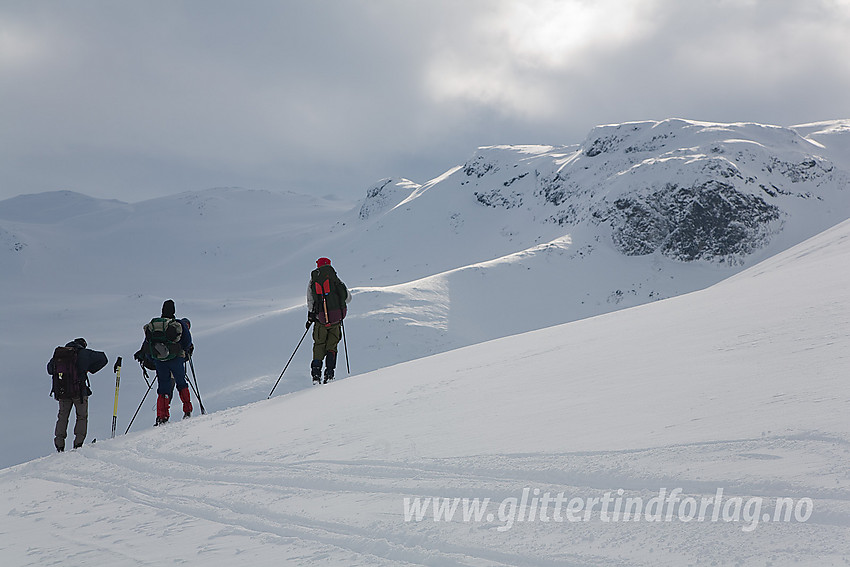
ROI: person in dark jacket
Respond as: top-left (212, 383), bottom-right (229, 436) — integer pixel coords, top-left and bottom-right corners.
top-left (46, 338), bottom-right (108, 452)
top-left (307, 257), bottom-right (352, 384)
top-left (136, 300), bottom-right (194, 425)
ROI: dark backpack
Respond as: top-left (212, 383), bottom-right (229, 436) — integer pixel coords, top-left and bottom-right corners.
top-left (51, 346), bottom-right (82, 400)
top-left (310, 266), bottom-right (347, 325)
top-left (144, 317), bottom-right (183, 361)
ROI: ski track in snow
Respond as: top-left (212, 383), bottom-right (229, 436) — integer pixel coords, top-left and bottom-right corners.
top-left (5, 429), bottom-right (849, 566)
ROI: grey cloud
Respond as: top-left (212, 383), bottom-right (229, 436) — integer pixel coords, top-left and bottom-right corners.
top-left (1, 0), bottom-right (848, 202)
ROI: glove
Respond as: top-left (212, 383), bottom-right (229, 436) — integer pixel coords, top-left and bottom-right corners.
top-left (306, 320), bottom-right (313, 330)
top-left (186, 344), bottom-right (194, 359)
top-left (133, 349), bottom-right (145, 363)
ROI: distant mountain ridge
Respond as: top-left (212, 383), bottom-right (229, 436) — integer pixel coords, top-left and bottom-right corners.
top-left (358, 119), bottom-right (850, 267)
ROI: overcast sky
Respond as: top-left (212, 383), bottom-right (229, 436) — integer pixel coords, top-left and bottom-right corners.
top-left (2, 0), bottom-right (849, 203)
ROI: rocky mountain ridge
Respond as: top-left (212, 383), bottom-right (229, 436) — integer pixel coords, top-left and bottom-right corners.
top-left (358, 119), bottom-right (850, 267)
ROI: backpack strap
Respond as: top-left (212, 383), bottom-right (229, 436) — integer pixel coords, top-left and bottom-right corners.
top-left (316, 279), bottom-right (330, 325)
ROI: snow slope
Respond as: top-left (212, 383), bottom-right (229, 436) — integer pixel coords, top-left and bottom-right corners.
top-left (1, 118), bottom-right (849, 472)
top-left (1, 213), bottom-right (848, 566)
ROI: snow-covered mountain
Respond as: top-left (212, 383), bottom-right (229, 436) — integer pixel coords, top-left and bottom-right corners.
top-left (1, 207), bottom-right (848, 566)
top-left (1, 118), bottom-right (849, 471)
top-left (345, 119), bottom-right (850, 352)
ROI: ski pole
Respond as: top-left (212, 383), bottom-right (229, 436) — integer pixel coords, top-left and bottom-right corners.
top-left (125, 363), bottom-right (154, 434)
top-left (186, 358), bottom-right (206, 415)
top-left (268, 325), bottom-right (310, 399)
top-left (341, 320), bottom-right (350, 374)
top-left (111, 357), bottom-right (122, 438)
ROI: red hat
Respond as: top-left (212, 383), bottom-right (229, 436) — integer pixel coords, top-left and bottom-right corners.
top-left (316, 257), bottom-right (331, 267)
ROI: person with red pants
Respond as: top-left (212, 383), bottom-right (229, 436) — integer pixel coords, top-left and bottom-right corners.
top-left (137, 300), bottom-right (194, 425)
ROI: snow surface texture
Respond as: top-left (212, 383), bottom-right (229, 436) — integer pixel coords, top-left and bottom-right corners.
top-left (1, 206), bottom-right (849, 566)
top-left (0, 118), bottom-right (848, 473)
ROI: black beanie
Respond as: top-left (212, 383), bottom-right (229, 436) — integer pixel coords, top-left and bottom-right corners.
top-left (162, 299), bottom-right (176, 318)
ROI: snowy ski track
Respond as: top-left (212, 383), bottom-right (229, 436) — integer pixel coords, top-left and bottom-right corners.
top-left (6, 428), bottom-right (849, 566)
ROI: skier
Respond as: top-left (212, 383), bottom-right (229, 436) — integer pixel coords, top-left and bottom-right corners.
top-left (46, 338), bottom-right (108, 452)
top-left (138, 300), bottom-right (194, 425)
top-left (307, 257), bottom-right (351, 384)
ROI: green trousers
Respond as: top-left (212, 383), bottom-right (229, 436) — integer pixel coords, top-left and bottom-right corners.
top-left (312, 322), bottom-right (342, 360)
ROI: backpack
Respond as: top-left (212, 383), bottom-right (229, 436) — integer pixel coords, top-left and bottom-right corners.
top-left (310, 266), bottom-right (347, 325)
top-left (144, 317), bottom-right (183, 361)
top-left (51, 346), bottom-right (82, 400)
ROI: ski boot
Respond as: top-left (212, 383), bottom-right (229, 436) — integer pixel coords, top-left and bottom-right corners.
top-left (156, 393), bottom-right (171, 425)
top-left (178, 387), bottom-right (193, 419)
top-left (323, 351), bottom-right (337, 384)
top-left (311, 359), bottom-right (323, 385)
